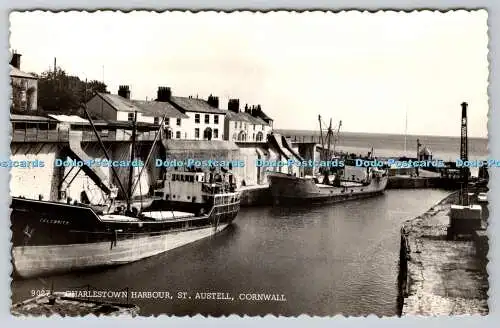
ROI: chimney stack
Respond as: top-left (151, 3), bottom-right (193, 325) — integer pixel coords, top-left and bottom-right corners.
top-left (157, 86), bottom-right (172, 102)
top-left (207, 94), bottom-right (220, 108)
top-left (118, 85), bottom-right (131, 99)
top-left (228, 99), bottom-right (240, 113)
top-left (251, 104), bottom-right (262, 117)
top-left (10, 52), bottom-right (21, 69)
top-left (244, 104), bottom-right (251, 114)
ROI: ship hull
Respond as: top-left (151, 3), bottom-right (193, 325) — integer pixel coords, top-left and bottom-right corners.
top-left (268, 172), bottom-right (388, 205)
top-left (10, 196), bottom-right (239, 279)
top-left (12, 224), bottom-right (228, 279)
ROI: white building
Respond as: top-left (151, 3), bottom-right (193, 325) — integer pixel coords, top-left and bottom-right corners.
top-left (86, 85), bottom-right (189, 139)
top-left (158, 88), bottom-right (227, 141)
top-left (224, 99), bottom-right (273, 143)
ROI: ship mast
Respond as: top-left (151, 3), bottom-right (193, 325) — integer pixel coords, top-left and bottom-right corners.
top-left (126, 111), bottom-right (138, 212)
top-left (326, 118), bottom-right (333, 159)
top-left (333, 120), bottom-right (342, 154)
top-left (460, 102), bottom-right (469, 206)
top-left (318, 115), bottom-right (325, 161)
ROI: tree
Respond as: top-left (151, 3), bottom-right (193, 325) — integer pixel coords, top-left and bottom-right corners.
top-left (37, 68), bottom-right (108, 114)
top-left (10, 79), bottom-right (25, 113)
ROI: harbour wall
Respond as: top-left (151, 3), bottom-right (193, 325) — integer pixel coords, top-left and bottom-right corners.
top-left (397, 191), bottom-right (489, 315)
top-left (10, 139), bottom-right (277, 204)
top-left (10, 141), bottom-right (155, 203)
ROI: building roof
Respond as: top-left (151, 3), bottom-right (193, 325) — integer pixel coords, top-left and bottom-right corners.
top-left (96, 93), bottom-right (188, 119)
top-left (225, 110), bottom-right (269, 125)
top-left (171, 96), bottom-right (227, 115)
top-left (48, 114), bottom-right (89, 124)
top-left (10, 65), bottom-right (37, 79)
top-left (257, 110), bottom-right (273, 121)
top-left (97, 93), bottom-right (142, 113)
top-left (10, 114), bottom-right (55, 123)
top-left (132, 100), bottom-right (188, 119)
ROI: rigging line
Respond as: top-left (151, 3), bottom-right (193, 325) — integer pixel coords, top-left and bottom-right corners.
top-left (131, 113), bottom-right (169, 195)
top-left (168, 181), bottom-right (175, 219)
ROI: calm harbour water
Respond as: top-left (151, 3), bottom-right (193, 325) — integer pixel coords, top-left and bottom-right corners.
top-left (12, 189), bottom-right (451, 316)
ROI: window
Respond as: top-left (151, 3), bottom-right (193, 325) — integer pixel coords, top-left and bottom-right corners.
top-left (253, 124), bottom-right (256, 130)
top-left (195, 114), bottom-right (200, 123)
top-left (239, 122), bottom-right (242, 128)
top-left (204, 114), bottom-right (210, 124)
top-left (256, 131), bottom-right (263, 142)
top-left (214, 115), bottom-right (219, 124)
top-left (176, 131), bottom-right (181, 138)
top-left (176, 118), bottom-right (181, 126)
top-left (238, 131), bottom-right (246, 141)
top-left (261, 124), bottom-right (264, 130)
top-left (244, 123), bottom-right (247, 130)
top-left (195, 128), bottom-right (200, 139)
top-left (214, 129), bottom-right (219, 139)
top-left (127, 113), bottom-right (134, 121)
top-left (204, 127), bottom-right (213, 140)
top-left (253, 133), bottom-right (255, 140)
top-left (165, 118), bottom-right (170, 125)
top-left (154, 117), bottom-right (160, 125)
top-left (234, 122), bottom-right (237, 128)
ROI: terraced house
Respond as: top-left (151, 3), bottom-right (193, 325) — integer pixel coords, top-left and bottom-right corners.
top-left (224, 99), bottom-right (273, 143)
top-left (85, 85), bottom-right (188, 139)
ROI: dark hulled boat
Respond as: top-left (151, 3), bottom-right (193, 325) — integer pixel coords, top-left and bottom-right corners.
top-left (11, 181), bottom-right (239, 278)
top-left (268, 116), bottom-right (388, 205)
top-left (268, 166), bottom-right (388, 205)
top-left (11, 107), bottom-right (240, 279)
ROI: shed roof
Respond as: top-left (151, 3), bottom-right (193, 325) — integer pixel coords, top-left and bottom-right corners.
top-left (10, 114), bottom-right (55, 123)
top-left (48, 114), bottom-right (89, 124)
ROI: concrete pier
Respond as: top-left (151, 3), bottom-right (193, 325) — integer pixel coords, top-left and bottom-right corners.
top-left (398, 191), bottom-right (489, 315)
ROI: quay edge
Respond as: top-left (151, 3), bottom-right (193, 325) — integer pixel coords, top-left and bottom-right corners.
top-left (397, 191), bottom-right (489, 316)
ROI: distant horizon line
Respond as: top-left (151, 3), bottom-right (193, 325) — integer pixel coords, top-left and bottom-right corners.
top-left (274, 128), bottom-right (488, 140)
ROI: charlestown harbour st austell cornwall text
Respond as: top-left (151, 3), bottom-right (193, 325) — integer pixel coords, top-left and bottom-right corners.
top-left (8, 10), bottom-right (489, 317)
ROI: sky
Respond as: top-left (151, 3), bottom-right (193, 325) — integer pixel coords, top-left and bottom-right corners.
top-left (9, 10), bottom-right (489, 138)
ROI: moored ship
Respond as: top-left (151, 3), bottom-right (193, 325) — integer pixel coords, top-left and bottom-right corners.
top-left (11, 107), bottom-right (240, 279)
top-left (268, 116), bottom-right (388, 205)
top-left (268, 166), bottom-right (388, 205)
